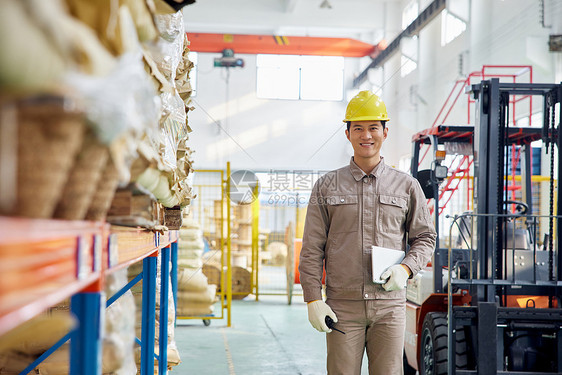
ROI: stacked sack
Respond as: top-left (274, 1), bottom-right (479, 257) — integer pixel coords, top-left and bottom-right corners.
top-left (0, 311), bottom-right (75, 374)
top-left (131, 7), bottom-right (196, 209)
top-left (0, 0), bottom-right (196, 221)
top-left (176, 217), bottom-right (217, 317)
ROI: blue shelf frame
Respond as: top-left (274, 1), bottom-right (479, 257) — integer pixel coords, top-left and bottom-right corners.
top-left (12, 227), bottom-right (179, 375)
top-left (171, 241), bottom-right (178, 321)
top-left (158, 246), bottom-right (170, 374)
top-left (141, 253), bottom-right (157, 374)
top-left (70, 292), bottom-right (103, 375)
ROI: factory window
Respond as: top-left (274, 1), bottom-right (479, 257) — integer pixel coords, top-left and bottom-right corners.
top-left (300, 56), bottom-right (344, 100)
top-left (441, 9), bottom-right (466, 46)
top-left (256, 54), bottom-right (344, 101)
top-left (400, 35), bottom-right (418, 77)
top-left (257, 55), bottom-right (300, 100)
top-left (401, 55), bottom-right (417, 77)
top-left (402, 0), bottom-right (419, 30)
top-left (189, 52), bottom-right (198, 97)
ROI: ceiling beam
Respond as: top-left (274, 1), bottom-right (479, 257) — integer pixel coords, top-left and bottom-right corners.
top-left (187, 33), bottom-right (376, 57)
top-left (352, 0), bottom-right (446, 88)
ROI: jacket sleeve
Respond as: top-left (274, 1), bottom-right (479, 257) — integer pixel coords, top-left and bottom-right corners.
top-left (299, 180), bottom-right (330, 302)
top-left (401, 178), bottom-right (437, 277)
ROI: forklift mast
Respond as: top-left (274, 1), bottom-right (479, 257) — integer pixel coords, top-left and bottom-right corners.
top-left (446, 79), bottom-right (562, 374)
top-left (473, 79), bottom-right (562, 301)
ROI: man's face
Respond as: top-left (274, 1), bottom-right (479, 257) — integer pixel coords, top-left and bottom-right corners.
top-left (345, 121), bottom-right (388, 160)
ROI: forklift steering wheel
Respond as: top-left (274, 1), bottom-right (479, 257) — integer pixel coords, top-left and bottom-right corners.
top-left (504, 200), bottom-right (529, 215)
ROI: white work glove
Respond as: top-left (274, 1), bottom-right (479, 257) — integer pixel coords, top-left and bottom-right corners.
top-left (307, 300), bottom-right (337, 333)
top-left (381, 264), bottom-right (410, 291)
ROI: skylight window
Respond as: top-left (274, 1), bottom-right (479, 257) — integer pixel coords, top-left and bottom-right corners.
top-left (441, 9), bottom-right (467, 46)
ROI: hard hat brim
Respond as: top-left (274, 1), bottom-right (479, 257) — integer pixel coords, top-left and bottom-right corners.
top-left (342, 115), bottom-right (390, 123)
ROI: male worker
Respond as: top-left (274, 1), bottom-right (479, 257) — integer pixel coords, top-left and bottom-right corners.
top-left (299, 90), bottom-right (436, 375)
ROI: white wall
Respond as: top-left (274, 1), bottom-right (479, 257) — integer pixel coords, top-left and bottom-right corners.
top-left (187, 0), bottom-right (562, 172)
top-left (188, 52), bottom-right (354, 171)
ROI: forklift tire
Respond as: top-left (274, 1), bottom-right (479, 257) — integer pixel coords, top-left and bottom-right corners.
top-left (419, 312), bottom-right (468, 375)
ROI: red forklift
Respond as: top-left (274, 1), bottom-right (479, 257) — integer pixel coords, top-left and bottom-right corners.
top-left (405, 79), bottom-right (562, 374)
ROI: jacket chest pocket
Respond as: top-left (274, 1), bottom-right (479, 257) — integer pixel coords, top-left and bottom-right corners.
top-left (379, 195), bottom-right (407, 234)
top-left (326, 195), bottom-right (359, 234)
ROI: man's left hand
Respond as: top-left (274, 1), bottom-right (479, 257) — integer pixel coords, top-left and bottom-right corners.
top-left (381, 264), bottom-right (410, 291)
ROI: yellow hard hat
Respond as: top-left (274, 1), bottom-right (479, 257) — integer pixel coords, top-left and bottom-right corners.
top-left (343, 90), bottom-right (389, 122)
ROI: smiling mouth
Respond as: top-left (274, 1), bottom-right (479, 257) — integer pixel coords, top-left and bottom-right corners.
top-left (360, 143), bottom-right (374, 147)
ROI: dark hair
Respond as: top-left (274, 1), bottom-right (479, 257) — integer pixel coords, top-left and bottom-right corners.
top-left (346, 121), bottom-right (386, 131)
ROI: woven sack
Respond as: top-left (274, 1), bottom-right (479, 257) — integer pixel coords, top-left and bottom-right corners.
top-left (177, 284), bottom-right (217, 304)
top-left (177, 268), bottom-right (208, 292)
top-left (177, 258), bottom-right (203, 269)
top-left (0, 351), bottom-right (37, 374)
top-left (53, 133), bottom-right (108, 220)
top-left (1, 97), bottom-right (85, 218)
top-left (0, 311), bottom-right (75, 355)
top-left (85, 157), bottom-right (120, 221)
top-left (176, 303), bottom-right (214, 317)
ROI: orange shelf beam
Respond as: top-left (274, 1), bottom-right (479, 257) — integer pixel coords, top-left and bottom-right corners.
top-left (187, 32), bottom-right (378, 57)
top-left (109, 226), bottom-right (159, 267)
top-left (105, 226), bottom-right (179, 273)
top-left (0, 217), bottom-right (106, 243)
top-left (0, 274), bottom-right (101, 337)
top-left (0, 217), bottom-right (180, 336)
top-left (0, 217), bottom-right (106, 336)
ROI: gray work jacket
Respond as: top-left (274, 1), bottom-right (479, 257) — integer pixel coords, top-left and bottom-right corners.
top-left (299, 157), bottom-right (437, 302)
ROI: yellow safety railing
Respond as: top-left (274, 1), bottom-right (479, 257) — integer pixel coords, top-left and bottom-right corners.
top-left (225, 162), bottom-right (232, 327)
top-left (251, 183), bottom-right (260, 301)
top-left (176, 165), bottom-right (232, 327)
top-left (180, 163), bottom-right (315, 315)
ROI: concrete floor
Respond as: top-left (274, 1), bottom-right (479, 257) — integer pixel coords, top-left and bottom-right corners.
top-left (174, 295), bottom-right (371, 375)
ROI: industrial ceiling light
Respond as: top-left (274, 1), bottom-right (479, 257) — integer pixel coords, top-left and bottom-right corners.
top-left (319, 0), bottom-right (332, 9)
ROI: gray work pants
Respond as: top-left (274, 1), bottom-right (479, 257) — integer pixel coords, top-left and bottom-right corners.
top-left (326, 298), bottom-right (406, 375)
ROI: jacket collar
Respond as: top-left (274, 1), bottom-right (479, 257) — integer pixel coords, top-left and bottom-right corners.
top-left (349, 157), bottom-right (385, 181)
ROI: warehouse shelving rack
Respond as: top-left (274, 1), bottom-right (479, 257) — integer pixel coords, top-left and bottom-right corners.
top-left (0, 216), bottom-right (179, 375)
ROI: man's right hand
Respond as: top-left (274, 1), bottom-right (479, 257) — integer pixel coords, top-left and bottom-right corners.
top-left (307, 300), bottom-right (337, 332)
